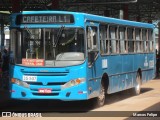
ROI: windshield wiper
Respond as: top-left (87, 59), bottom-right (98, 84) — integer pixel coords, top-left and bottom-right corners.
top-left (52, 26), bottom-right (65, 60)
top-left (53, 26), bottom-right (65, 47)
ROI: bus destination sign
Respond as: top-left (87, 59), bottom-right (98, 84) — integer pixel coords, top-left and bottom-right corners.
top-left (16, 14), bottom-right (74, 24)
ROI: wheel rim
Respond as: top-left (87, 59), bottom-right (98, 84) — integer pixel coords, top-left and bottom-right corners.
top-left (135, 74), bottom-right (141, 94)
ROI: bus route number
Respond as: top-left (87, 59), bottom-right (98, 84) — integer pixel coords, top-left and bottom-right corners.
top-left (23, 75), bottom-right (37, 82)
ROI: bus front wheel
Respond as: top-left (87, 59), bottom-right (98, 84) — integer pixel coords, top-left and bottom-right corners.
top-left (93, 81), bottom-right (106, 107)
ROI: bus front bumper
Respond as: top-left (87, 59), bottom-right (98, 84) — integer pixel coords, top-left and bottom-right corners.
top-left (10, 83), bottom-right (88, 101)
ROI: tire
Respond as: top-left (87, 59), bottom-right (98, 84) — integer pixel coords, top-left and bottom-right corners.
top-left (131, 72), bottom-right (141, 95)
top-left (93, 81), bottom-right (106, 107)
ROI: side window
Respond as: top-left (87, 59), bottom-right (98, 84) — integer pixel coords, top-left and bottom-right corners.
top-left (140, 29), bottom-right (144, 52)
top-left (148, 30), bottom-right (154, 52)
top-left (135, 29), bottom-right (141, 52)
top-left (87, 26), bottom-right (98, 66)
top-left (109, 26), bottom-right (118, 54)
top-left (128, 28), bottom-right (134, 53)
top-left (125, 27), bottom-right (128, 53)
top-left (100, 25), bottom-right (108, 54)
top-left (93, 28), bottom-right (98, 50)
top-left (119, 27), bottom-right (126, 53)
top-left (142, 29), bottom-right (148, 52)
top-left (87, 26), bottom-right (98, 51)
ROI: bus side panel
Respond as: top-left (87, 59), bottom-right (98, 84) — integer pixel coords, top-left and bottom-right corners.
top-left (102, 55), bottom-right (123, 93)
top-left (147, 53), bottom-right (156, 80)
top-left (122, 54), bottom-right (135, 90)
top-left (107, 55), bottom-right (123, 75)
top-left (111, 55), bottom-right (122, 93)
top-left (102, 55), bottom-right (136, 94)
top-left (141, 53), bottom-right (155, 84)
top-left (101, 52), bottom-right (155, 94)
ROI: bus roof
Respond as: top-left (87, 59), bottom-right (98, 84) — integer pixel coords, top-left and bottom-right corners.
top-left (17, 11), bottom-right (154, 29)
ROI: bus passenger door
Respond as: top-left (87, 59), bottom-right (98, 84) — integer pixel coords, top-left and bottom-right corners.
top-left (86, 25), bottom-right (102, 98)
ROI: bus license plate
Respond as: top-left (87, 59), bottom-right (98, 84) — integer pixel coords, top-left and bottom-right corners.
top-left (38, 89), bottom-right (52, 94)
top-left (23, 75), bottom-right (37, 82)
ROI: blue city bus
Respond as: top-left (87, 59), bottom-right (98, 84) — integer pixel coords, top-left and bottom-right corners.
top-left (9, 11), bottom-right (156, 107)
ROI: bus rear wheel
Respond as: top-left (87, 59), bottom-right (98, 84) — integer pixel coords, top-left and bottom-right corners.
top-left (93, 81), bottom-right (106, 107)
top-left (131, 72), bottom-right (141, 95)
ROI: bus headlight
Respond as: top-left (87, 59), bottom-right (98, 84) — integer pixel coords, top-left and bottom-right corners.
top-left (11, 78), bottom-right (30, 88)
top-left (61, 78), bottom-right (85, 90)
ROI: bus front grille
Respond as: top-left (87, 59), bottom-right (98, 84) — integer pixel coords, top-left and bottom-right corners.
top-left (27, 82), bottom-right (66, 86)
top-left (32, 93), bottom-right (59, 96)
top-left (30, 88), bottom-right (60, 91)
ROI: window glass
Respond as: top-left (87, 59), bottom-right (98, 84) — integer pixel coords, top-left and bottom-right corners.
top-left (11, 28), bottom-right (85, 66)
top-left (100, 25), bottom-right (108, 54)
top-left (87, 27), bottom-right (98, 50)
top-left (142, 29), bottom-right (148, 52)
top-left (135, 29), bottom-right (141, 52)
top-left (87, 26), bottom-right (98, 66)
top-left (128, 28), bottom-right (134, 52)
top-left (119, 27), bottom-right (125, 53)
top-left (109, 26), bottom-right (118, 53)
top-left (148, 30), bottom-right (154, 52)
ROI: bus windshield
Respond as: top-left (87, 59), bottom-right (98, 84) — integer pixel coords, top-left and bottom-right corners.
top-left (11, 27), bottom-right (85, 67)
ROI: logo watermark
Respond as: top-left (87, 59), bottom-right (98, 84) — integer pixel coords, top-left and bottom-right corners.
top-left (2, 112), bottom-right (42, 117)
